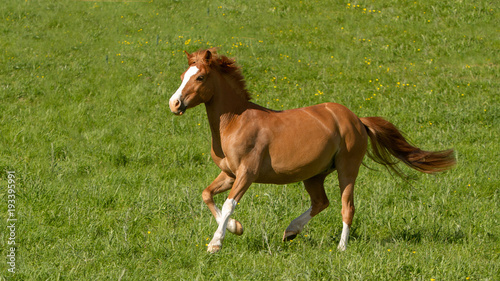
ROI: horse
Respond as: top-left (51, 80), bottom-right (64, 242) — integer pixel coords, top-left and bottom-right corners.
top-left (168, 48), bottom-right (456, 253)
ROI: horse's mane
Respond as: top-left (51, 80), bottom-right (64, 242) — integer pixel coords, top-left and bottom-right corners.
top-left (188, 48), bottom-right (251, 101)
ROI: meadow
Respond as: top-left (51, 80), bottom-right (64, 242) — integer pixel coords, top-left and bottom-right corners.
top-left (0, 0), bottom-right (498, 280)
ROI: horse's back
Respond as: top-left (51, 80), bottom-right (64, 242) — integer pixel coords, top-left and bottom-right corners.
top-left (274, 102), bottom-right (366, 140)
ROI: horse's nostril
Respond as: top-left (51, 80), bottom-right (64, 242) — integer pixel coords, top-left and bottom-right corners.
top-left (174, 99), bottom-right (180, 108)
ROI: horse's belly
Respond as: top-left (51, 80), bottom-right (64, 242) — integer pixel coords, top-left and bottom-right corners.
top-left (256, 133), bottom-right (339, 184)
top-left (255, 157), bottom-right (334, 184)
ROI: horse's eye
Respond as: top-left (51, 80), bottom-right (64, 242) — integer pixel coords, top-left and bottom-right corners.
top-left (196, 75), bottom-right (205, 81)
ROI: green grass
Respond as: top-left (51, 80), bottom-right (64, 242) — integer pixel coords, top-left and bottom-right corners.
top-left (0, 0), bottom-right (498, 279)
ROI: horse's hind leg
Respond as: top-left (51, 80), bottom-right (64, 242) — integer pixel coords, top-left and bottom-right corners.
top-left (283, 174), bottom-right (330, 241)
top-left (202, 172), bottom-right (243, 235)
top-left (335, 153), bottom-right (364, 251)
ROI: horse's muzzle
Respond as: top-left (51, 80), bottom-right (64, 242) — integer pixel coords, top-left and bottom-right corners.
top-left (169, 98), bottom-right (187, 115)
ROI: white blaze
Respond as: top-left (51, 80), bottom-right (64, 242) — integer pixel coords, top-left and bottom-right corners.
top-left (169, 66), bottom-right (199, 105)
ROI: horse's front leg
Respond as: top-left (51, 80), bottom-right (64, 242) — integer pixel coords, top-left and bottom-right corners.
top-left (202, 172), bottom-right (243, 236)
top-left (207, 168), bottom-right (255, 253)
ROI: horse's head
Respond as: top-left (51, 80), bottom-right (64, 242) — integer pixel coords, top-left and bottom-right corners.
top-left (169, 49), bottom-right (216, 115)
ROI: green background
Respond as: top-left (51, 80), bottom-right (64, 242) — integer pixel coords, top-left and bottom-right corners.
top-left (0, 0), bottom-right (498, 279)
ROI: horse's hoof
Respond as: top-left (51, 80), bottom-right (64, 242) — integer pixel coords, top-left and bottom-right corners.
top-left (282, 231), bottom-right (297, 242)
top-left (207, 244), bottom-right (221, 254)
top-left (232, 220), bottom-right (244, 236)
top-left (227, 219), bottom-right (244, 235)
top-left (337, 242), bottom-right (347, 251)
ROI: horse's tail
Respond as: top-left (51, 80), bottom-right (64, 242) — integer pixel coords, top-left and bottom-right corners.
top-left (359, 117), bottom-right (456, 176)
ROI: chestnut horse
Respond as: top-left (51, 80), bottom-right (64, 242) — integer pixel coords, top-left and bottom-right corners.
top-left (169, 48), bottom-right (455, 253)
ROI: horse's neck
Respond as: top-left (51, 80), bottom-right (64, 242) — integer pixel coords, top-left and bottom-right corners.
top-left (205, 77), bottom-right (251, 154)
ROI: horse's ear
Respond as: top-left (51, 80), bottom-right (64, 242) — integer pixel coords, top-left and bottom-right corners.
top-left (204, 49), bottom-right (212, 63)
top-left (184, 50), bottom-right (192, 63)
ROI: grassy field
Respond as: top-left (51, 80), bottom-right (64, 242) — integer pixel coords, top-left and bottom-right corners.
top-left (0, 0), bottom-right (498, 279)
